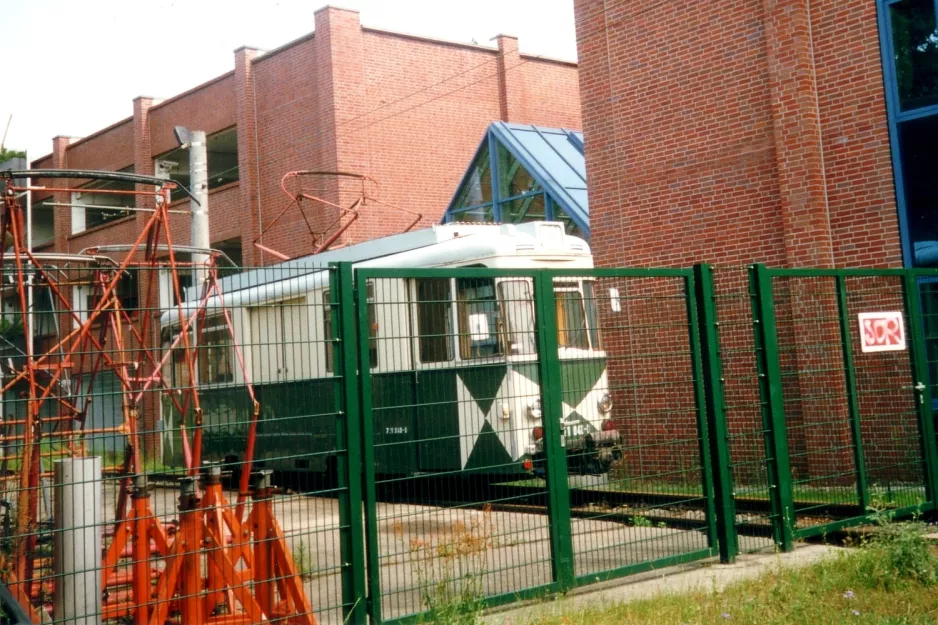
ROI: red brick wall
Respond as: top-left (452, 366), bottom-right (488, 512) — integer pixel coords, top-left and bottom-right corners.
top-left (149, 73), bottom-right (236, 157)
top-left (574, 0), bottom-right (899, 269)
top-left (575, 0), bottom-right (911, 489)
top-left (65, 119), bottom-right (134, 172)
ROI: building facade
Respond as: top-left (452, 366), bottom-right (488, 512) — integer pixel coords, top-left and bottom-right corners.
top-left (573, 0), bottom-right (937, 270)
top-left (573, 1), bottom-right (936, 485)
top-left (29, 5), bottom-right (581, 267)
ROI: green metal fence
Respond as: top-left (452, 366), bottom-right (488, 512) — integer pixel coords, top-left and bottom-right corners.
top-left (3, 259), bottom-right (937, 625)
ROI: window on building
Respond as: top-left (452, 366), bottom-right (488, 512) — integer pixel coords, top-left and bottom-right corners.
top-left (883, 0), bottom-right (938, 266)
top-left (117, 269), bottom-right (139, 311)
top-left (496, 143), bottom-right (541, 199)
top-left (415, 278), bottom-right (453, 363)
top-left (498, 280), bottom-right (536, 355)
top-left (555, 204), bottom-right (586, 238)
top-left (450, 144), bottom-right (493, 222)
top-left (889, 0), bottom-right (938, 111)
top-left (154, 126), bottom-right (239, 195)
top-left (213, 238), bottom-right (243, 276)
top-left (72, 165), bottom-right (135, 233)
top-left (456, 277), bottom-right (502, 359)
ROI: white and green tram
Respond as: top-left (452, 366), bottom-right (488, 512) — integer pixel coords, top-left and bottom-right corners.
top-left (161, 221), bottom-right (620, 477)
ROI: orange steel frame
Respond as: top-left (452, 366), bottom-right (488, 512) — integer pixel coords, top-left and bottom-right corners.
top-left (0, 171), bottom-right (317, 625)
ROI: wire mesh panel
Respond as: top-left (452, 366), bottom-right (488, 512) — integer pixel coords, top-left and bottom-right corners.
top-left (844, 275), bottom-right (926, 512)
top-left (0, 261), bottom-right (358, 625)
top-left (548, 270), bottom-right (718, 582)
top-left (358, 269), bottom-right (556, 625)
top-left (757, 267), bottom-right (935, 541)
top-left (709, 268), bottom-right (777, 553)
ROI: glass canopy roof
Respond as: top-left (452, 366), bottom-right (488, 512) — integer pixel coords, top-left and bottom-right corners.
top-left (443, 122), bottom-right (589, 239)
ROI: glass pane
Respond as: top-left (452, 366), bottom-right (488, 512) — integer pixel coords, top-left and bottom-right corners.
top-left (555, 289), bottom-right (589, 349)
top-left (452, 204), bottom-right (494, 223)
top-left (497, 143), bottom-right (542, 199)
top-left (416, 279), bottom-right (453, 363)
top-left (555, 204), bottom-right (586, 238)
top-left (457, 278), bottom-right (503, 359)
top-left (199, 317), bottom-right (234, 384)
top-left (452, 144), bottom-right (493, 209)
top-left (498, 280), bottom-right (536, 355)
top-left (367, 280), bottom-right (378, 368)
top-left (500, 193), bottom-right (546, 224)
top-left (900, 115), bottom-right (938, 266)
top-left (323, 290), bottom-right (334, 373)
top-left (891, 0), bottom-right (938, 111)
top-left (583, 280), bottom-right (602, 350)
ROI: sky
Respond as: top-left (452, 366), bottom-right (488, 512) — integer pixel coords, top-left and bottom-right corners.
top-left (0, 0), bottom-right (578, 161)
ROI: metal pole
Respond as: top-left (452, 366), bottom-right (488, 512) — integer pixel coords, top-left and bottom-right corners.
top-left (53, 456), bottom-right (103, 625)
top-left (189, 131), bottom-right (209, 290)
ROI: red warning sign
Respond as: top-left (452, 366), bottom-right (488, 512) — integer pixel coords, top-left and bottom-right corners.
top-left (858, 312), bottom-right (906, 353)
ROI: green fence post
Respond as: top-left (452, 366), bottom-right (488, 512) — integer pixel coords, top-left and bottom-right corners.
top-left (835, 275), bottom-right (870, 512)
top-left (902, 272), bottom-right (938, 511)
top-left (533, 271), bottom-right (576, 591)
top-left (750, 264), bottom-right (795, 551)
top-left (331, 262), bottom-right (368, 625)
top-left (693, 264), bottom-right (738, 563)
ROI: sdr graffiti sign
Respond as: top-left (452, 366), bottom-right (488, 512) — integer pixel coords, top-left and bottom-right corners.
top-left (858, 312), bottom-right (906, 353)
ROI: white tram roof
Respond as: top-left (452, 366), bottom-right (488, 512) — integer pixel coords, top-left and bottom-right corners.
top-left (165, 221), bottom-right (590, 322)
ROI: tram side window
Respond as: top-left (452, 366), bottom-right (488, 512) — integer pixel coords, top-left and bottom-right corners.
top-left (498, 280), bottom-right (536, 355)
top-left (583, 281), bottom-right (603, 350)
top-left (555, 287), bottom-right (589, 349)
top-left (457, 277), bottom-right (503, 359)
top-left (198, 316), bottom-right (234, 384)
top-left (415, 279), bottom-right (453, 363)
top-left (323, 290), bottom-right (335, 373)
top-left (324, 285), bottom-right (378, 372)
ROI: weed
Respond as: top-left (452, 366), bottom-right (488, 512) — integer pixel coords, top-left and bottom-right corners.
top-left (851, 513), bottom-right (938, 591)
top-left (292, 539), bottom-right (316, 580)
top-left (409, 505), bottom-right (494, 625)
top-left (631, 516), bottom-right (652, 528)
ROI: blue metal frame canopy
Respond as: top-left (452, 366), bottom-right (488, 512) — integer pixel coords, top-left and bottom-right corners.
top-left (442, 122), bottom-right (589, 238)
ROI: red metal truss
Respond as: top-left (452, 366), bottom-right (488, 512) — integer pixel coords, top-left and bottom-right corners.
top-left (0, 171), bottom-right (317, 625)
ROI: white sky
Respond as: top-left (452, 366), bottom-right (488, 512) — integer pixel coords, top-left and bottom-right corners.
top-left (0, 0), bottom-right (577, 161)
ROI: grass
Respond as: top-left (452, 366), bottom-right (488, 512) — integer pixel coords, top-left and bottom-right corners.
top-left (520, 518), bottom-right (938, 625)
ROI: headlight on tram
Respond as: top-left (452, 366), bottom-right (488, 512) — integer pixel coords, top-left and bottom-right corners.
top-left (528, 399), bottom-right (542, 419)
top-left (598, 393), bottom-right (613, 414)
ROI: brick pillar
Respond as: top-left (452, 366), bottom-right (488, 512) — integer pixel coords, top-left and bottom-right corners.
top-left (131, 96), bottom-right (161, 459)
top-left (495, 35), bottom-right (523, 123)
top-left (314, 6), bottom-right (371, 247)
top-left (763, 1), bottom-right (851, 485)
top-left (763, 0), bottom-right (831, 268)
top-left (50, 136), bottom-right (72, 254)
top-left (234, 46), bottom-right (262, 267)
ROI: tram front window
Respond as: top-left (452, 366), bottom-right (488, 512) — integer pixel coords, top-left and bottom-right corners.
top-left (498, 280), bottom-right (536, 355)
top-left (555, 287), bottom-right (589, 350)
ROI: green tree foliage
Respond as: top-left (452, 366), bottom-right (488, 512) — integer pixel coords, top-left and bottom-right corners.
top-left (0, 147), bottom-right (26, 163)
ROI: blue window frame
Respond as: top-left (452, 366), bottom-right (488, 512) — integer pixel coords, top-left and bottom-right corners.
top-left (877, 0), bottom-right (938, 267)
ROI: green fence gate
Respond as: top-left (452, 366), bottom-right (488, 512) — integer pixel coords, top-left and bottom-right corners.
top-left (743, 266), bottom-right (938, 547)
top-left (353, 266), bottom-right (724, 624)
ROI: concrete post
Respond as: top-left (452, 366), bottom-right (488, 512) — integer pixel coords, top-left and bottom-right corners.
top-left (189, 130), bottom-right (210, 289)
top-left (53, 457), bottom-right (102, 625)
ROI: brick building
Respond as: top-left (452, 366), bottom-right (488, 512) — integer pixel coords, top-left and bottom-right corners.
top-left (572, 1), bottom-right (937, 487)
top-left (29, 5), bottom-right (580, 267)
